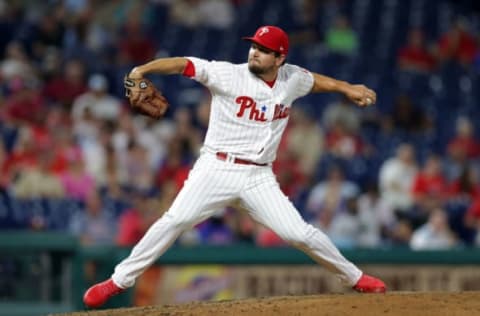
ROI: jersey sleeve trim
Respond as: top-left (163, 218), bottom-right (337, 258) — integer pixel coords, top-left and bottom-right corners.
top-left (182, 59), bottom-right (195, 77)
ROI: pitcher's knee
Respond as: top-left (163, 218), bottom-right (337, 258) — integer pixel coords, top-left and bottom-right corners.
top-left (278, 222), bottom-right (320, 248)
top-left (157, 212), bottom-right (194, 231)
top-left (278, 229), bottom-right (308, 247)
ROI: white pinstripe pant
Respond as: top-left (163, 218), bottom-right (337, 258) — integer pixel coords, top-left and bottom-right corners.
top-left (112, 152), bottom-right (362, 288)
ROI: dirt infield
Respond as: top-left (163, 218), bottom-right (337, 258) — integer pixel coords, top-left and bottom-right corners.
top-left (56, 292), bottom-right (480, 316)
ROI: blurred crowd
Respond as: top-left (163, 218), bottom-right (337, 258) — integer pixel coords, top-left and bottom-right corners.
top-left (1, 0), bottom-right (480, 251)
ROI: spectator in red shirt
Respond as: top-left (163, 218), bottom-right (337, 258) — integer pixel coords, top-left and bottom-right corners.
top-left (3, 78), bottom-right (45, 125)
top-left (272, 149), bottom-right (306, 199)
top-left (49, 128), bottom-right (82, 175)
top-left (117, 191), bottom-right (156, 247)
top-left (398, 29), bottom-right (436, 73)
top-left (448, 164), bottom-right (480, 201)
top-left (412, 154), bottom-right (448, 214)
top-left (464, 197), bottom-right (480, 245)
top-left (436, 18), bottom-right (477, 66)
top-left (155, 138), bottom-right (191, 193)
top-left (255, 225), bottom-right (286, 247)
top-left (466, 197), bottom-right (480, 217)
top-left (447, 116), bottom-right (480, 159)
top-left (325, 120), bottom-right (364, 159)
top-left (43, 59), bottom-right (88, 109)
top-left (117, 15), bottom-right (156, 64)
top-left (2, 126), bottom-right (39, 178)
top-left (0, 141), bottom-right (10, 191)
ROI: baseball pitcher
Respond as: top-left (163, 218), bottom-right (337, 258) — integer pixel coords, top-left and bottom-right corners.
top-left (84, 25), bottom-right (386, 309)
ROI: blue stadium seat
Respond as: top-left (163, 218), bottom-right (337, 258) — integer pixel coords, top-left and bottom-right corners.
top-left (44, 198), bottom-right (84, 231)
top-left (8, 198), bottom-right (31, 229)
top-left (0, 124), bottom-right (19, 153)
top-left (0, 192), bottom-right (13, 229)
top-left (445, 199), bottom-right (476, 245)
top-left (102, 196), bottom-right (130, 219)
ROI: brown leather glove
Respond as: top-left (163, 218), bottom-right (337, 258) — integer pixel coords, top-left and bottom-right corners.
top-left (124, 75), bottom-right (169, 119)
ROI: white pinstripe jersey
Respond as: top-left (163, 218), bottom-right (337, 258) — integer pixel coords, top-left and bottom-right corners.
top-left (187, 57), bottom-right (314, 164)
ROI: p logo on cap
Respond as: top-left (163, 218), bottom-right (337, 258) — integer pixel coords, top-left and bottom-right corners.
top-left (258, 27), bottom-right (270, 37)
top-left (243, 26), bottom-right (289, 55)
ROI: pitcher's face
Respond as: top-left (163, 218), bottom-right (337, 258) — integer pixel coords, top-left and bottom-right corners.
top-left (248, 43), bottom-right (283, 75)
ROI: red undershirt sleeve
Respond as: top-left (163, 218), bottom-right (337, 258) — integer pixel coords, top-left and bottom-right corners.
top-left (182, 59), bottom-right (195, 78)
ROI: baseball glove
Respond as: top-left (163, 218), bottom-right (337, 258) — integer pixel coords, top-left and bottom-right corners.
top-left (124, 75), bottom-right (169, 119)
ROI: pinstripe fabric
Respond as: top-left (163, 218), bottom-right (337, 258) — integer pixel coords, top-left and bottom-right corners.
top-left (113, 153), bottom-right (361, 288)
top-left (239, 167), bottom-right (362, 286)
top-left (113, 153), bottom-right (247, 287)
top-left (187, 57), bottom-right (314, 164)
top-left (112, 59), bottom-right (363, 289)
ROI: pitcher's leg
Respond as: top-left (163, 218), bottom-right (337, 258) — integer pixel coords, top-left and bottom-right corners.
top-left (84, 154), bottom-right (254, 308)
top-left (112, 210), bottom-right (210, 288)
top-left (112, 155), bottom-right (233, 288)
top-left (240, 172), bottom-right (362, 286)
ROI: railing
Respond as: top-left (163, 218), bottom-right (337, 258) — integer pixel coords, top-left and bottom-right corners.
top-left (2, 232), bottom-right (480, 315)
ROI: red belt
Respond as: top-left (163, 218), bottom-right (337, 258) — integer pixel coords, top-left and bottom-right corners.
top-left (216, 152), bottom-right (268, 166)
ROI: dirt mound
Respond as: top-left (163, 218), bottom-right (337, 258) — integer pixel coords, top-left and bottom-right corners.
top-left (54, 292), bottom-right (480, 316)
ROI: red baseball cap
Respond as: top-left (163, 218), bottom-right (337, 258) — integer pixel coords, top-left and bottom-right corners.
top-left (242, 26), bottom-right (289, 55)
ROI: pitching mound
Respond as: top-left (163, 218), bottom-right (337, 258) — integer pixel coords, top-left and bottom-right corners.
top-left (56, 292), bottom-right (480, 316)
